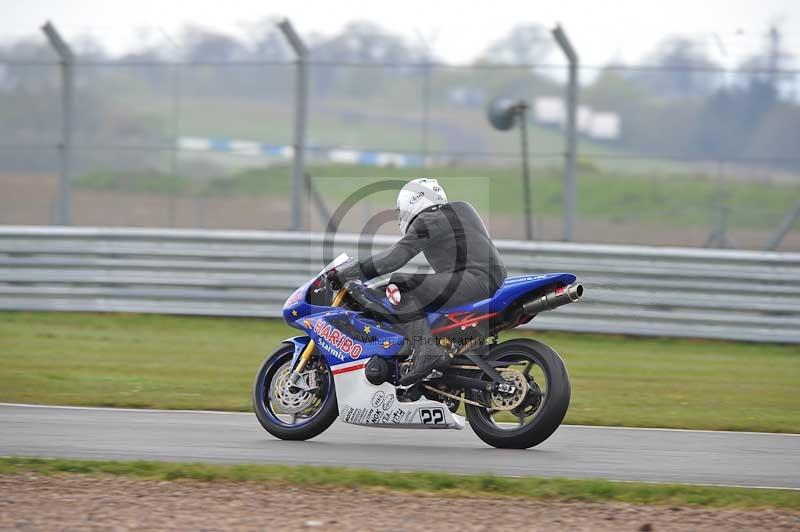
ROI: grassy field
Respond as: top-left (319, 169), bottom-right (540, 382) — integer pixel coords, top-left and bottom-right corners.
top-left (0, 457), bottom-right (797, 510)
top-left (129, 95), bottom-right (623, 160)
top-left (1, 311), bottom-right (798, 433)
top-left (75, 163), bottom-right (800, 231)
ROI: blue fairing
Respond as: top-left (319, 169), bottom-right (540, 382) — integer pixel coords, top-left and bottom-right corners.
top-left (282, 279), bottom-right (408, 368)
top-left (283, 336), bottom-right (312, 369)
top-left (422, 273), bottom-right (576, 325)
top-left (443, 273), bottom-right (576, 314)
top-left (282, 272), bottom-right (576, 367)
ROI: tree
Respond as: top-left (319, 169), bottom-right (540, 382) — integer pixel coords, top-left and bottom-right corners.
top-left (632, 37), bottom-right (723, 99)
top-left (311, 21), bottom-right (423, 64)
top-left (308, 21), bottom-right (424, 99)
top-left (239, 17), bottom-right (292, 61)
top-left (745, 103), bottom-right (800, 169)
top-left (690, 25), bottom-right (794, 163)
top-left (479, 24), bottom-right (553, 65)
top-left (180, 26), bottom-right (246, 63)
top-left (738, 25), bottom-right (794, 97)
top-left (691, 80), bottom-right (778, 160)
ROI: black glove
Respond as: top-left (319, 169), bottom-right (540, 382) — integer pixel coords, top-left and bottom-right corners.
top-left (327, 260), bottom-right (363, 290)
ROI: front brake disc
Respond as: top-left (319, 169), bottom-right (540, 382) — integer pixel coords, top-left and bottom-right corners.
top-left (271, 366), bottom-right (318, 414)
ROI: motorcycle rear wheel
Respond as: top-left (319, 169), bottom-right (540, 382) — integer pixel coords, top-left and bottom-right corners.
top-left (465, 338), bottom-right (571, 449)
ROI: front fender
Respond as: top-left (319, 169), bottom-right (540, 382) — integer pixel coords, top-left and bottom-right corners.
top-left (283, 336), bottom-right (312, 371)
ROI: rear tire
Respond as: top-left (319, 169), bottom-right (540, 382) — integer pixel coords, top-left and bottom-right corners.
top-left (252, 343), bottom-right (338, 441)
top-left (466, 339), bottom-right (570, 449)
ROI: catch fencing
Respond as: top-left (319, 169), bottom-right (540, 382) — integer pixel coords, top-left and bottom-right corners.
top-left (1, 226), bottom-right (798, 343)
top-left (3, 27), bottom-right (800, 249)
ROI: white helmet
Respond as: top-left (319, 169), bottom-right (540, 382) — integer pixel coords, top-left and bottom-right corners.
top-left (396, 178), bottom-right (447, 234)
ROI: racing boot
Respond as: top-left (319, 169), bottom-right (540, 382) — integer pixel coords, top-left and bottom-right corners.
top-left (397, 316), bottom-right (450, 386)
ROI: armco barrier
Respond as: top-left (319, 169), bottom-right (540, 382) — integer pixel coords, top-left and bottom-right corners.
top-left (1, 226), bottom-right (798, 343)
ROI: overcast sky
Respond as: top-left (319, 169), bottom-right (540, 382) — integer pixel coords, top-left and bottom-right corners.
top-left (2, 0), bottom-right (798, 67)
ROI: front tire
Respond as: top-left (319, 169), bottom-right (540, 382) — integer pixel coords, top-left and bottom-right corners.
top-left (252, 343), bottom-right (338, 441)
top-left (466, 339), bottom-right (571, 449)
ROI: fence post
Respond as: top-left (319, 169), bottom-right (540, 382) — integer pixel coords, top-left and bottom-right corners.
top-left (552, 24), bottom-right (579, 242)
top-left (161, 29), bottom-right (183, 228)
top-left (765, 200), bottom-right (800, 251)
top-left (278, 19), bottom-right (309, 231)
top-left (42, 21), bottom-right (74, 226)
top-left (704, 203), bottom-right (736, 249)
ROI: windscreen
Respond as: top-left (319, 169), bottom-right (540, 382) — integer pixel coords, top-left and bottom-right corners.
top-left (318, 253), bottom-right (350, 275)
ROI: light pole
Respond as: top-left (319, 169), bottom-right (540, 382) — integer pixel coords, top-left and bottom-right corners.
top-left (487, 98), bottom-right (534, 241)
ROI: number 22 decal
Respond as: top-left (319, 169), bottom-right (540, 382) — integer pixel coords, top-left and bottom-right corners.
top-left (419, 407), bottom-right (445, 425)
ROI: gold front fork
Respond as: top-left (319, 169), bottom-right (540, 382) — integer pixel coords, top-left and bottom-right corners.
top-left (293, 288), bottom-right (348, 374)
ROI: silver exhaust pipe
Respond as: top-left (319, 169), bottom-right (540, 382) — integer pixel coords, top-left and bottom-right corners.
top-left (521, 283), bottom-right (584, 315)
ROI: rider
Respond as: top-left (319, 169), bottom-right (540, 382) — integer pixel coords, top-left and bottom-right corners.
top-left (336, 178), bottom-right (507, 385)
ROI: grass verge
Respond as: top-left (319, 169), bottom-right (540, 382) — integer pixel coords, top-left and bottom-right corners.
top-left (1, 457), bottom-right (797, 510)
top-left (1, 311), bottom-right (798, 433)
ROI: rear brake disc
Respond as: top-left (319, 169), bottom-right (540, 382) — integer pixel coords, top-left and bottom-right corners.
top-left (489, 368), bottom-right (528, 411)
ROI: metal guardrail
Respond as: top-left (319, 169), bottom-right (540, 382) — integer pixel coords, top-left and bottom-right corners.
top-left (1, 226), bottom-right (799, 343)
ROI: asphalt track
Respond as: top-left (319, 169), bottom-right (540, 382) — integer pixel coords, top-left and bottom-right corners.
top-left (1, 403), bottom-right (798, 490)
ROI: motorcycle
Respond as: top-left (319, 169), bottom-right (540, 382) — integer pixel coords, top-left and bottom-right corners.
top-left (253, 253), bottom-right (583, 449)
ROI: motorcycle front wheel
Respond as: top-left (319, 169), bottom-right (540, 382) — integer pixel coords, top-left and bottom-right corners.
top-left (465, 338), bottom-right (571, 449)
top-left (252, 343), bottom-right (338, 441)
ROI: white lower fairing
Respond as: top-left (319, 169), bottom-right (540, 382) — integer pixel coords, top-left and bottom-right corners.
top-left (332, 359), bottom-right (465, 429)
